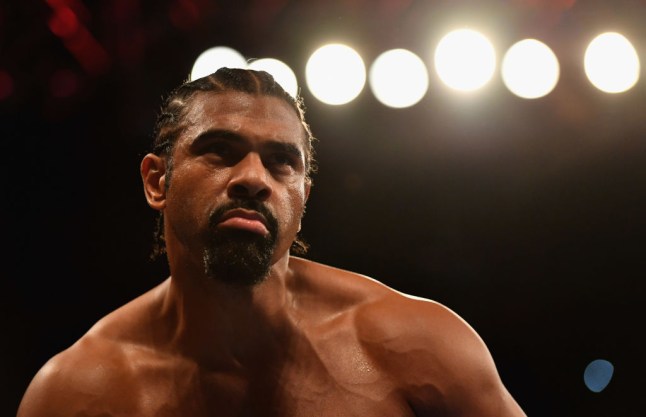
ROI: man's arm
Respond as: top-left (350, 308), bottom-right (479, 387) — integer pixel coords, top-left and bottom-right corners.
top-left (358, 294), bottom-right (526, 417)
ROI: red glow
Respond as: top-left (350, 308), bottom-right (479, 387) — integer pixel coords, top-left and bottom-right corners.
top-left (64, 27), bottom-right (110, 75)
top-left (45, 1), bottom-right (111, 76)
top-left (0, 70), bottom-right (14, 100)
top-left (169, 0), bottom-right (200, 30)
top-left (48, 6), bottom-right (80, 39)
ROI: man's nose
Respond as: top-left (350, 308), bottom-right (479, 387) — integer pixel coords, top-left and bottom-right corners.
top-left (227, 152), bottom-right (272, 201)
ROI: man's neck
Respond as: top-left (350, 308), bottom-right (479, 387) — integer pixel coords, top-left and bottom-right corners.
top-left (155, 253), bottom-right (299, 369)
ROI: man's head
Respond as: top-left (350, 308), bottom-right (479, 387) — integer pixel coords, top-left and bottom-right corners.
top-left (142, 68), bottom-right (316, 285)
top-left (152, 67), bottom-right (316, 180)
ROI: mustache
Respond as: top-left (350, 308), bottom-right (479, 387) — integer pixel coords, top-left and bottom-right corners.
top-left (208, 199), bottom-right (279, 234)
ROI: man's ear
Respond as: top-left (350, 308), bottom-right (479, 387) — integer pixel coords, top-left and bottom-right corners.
top-left (141, 153), bottom-right (167, 211)
top-left (298, 181), bottom-right (312, 233)
top-left (304, 181), bottom-right (311, 203)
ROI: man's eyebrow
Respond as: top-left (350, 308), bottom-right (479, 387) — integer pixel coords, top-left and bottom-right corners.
top-left (264, 141), bottom-right (304, 160)
top-left (192, 129), bottom-right (244, 143)
top-left (193, 129), bottom-right (304, 159)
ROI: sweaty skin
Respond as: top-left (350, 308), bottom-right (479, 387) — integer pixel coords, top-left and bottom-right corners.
top-left (18, 92), bottom-right (526, 417)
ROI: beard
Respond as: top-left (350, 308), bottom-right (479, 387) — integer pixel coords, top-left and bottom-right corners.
top-left (202, 199), bottom-right (279, 286)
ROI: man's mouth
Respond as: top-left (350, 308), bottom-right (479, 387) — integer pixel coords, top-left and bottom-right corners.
top-left (217, 208), bottom-right (270, 236)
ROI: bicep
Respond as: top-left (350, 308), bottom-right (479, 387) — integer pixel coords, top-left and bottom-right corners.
top-left (415, 321), bottom-right (526, 417)
top-left (445, 317), bottom-right (525, 416)
top-left (364, 298), bottom-right (526, 417)
top-left (444, 369), bottom-right (526, 417)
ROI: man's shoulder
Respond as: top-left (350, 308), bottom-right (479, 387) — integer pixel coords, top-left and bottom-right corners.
top-left (348, 279), bottom-right (482, 367)
top-left (289, 258), bottom-right (522, 414)
top-left (312, 265), bottom-right (525, 417)
top-left (89, 278), bottom-right (168, 339)
top-left (17, 332), bottom-right (134, 416)
top-left (290, 256), bottom-right (462, 332)
top-left (290, 257), bottom-right (476, 348)
top-left (354, 290), bottom-right (489, 376)
top-left (290, 257), bottom-right (394, 296)
top-left (17, 281), bottom-right (169, 417)
top-left (288, 257), bottom-right (406, 319)
top-left (354, 289), bottom-right (525, 417)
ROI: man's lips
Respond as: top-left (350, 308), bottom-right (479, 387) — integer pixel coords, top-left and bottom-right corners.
top-left (217, 209), bottom-right (270, 236)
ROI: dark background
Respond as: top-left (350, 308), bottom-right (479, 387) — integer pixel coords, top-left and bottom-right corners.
top-left (2, 0), bottom-right (645, 416)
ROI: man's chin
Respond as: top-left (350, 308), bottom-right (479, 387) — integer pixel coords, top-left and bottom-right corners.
top-left (203, 232), bottom-right (275, 287)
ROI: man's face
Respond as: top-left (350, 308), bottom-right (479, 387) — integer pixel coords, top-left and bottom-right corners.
top-left (162, 91), bottom-right (310, 285)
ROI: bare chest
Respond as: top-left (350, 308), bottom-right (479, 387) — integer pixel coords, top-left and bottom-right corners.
top-left (117, 344), bottom-right (415, 417)
top-left (131, 367), bottom-right (414, 417)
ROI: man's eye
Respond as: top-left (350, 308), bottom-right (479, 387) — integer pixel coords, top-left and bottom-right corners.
top-left (205, 142), bottom-right (231, 155)
top-left (271, 153), bottom-right (296, 167)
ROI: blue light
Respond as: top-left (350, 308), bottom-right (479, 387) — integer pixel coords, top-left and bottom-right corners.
top-left (584, 359), bottom-right (614, 393)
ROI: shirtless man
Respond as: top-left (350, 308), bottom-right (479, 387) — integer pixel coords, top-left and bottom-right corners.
top-left (18, 68), bottom-right (526, 417)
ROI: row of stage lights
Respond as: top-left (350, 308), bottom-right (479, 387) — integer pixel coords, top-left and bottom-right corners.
top-left (191, 29), bottom-right (642, 108)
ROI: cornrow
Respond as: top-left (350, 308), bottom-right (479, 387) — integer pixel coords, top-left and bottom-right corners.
top-left (149, 67), bottom-right (316, 259)
top-left (151, 68), bottom-right (316, 175)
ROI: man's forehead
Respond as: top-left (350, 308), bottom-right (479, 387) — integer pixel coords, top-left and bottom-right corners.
top-left (183, 91), bottom-right (304, 137)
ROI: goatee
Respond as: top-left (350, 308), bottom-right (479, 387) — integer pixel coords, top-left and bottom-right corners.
top-left (203, 199), bottom-right (278, 286)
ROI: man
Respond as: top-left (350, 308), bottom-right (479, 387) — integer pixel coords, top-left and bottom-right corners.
top-left (18, 68), bottom-right (526, 416)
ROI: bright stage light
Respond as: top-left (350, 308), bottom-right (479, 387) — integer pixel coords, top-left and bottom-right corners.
top-left (584, 32), bottom-right (640, 93)
top-left (305, 43), bottom-right (366, 105)
top-left (502, 39), bottom-right (560, 99)
top-left (248, 58), bottom-right (298, 97)
top-left (369, 49), bottom-right (429, 108)
top-left (190, 46), bottom-right (247, 81)
top-left (434, 29), bottom-right (496, 92)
